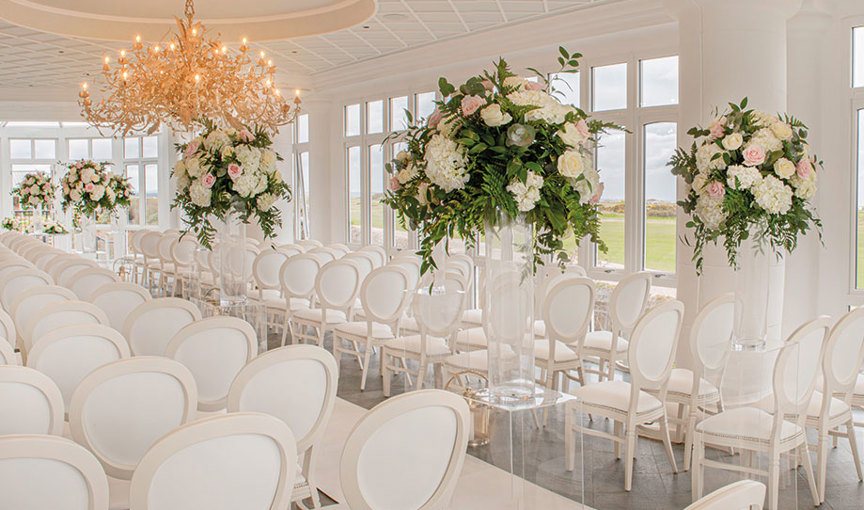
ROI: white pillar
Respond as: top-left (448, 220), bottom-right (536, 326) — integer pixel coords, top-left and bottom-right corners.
top-left (665, 0), bottom-right (801, 367)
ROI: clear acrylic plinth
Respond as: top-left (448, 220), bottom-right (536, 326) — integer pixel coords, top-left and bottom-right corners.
top-left (454, 386), bottom-right (586, 510)
top-left (191, 298), bottom-right (269, 354)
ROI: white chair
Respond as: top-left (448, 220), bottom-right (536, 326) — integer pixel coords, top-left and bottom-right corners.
top-left (808, 307), bottom-right (864, 502)
top-left (156, 233), bottom-right (179, 295)
top-left (674, 293), bottom-right (733, 471)
top-left (0, 365), bottom-right (64, 435)
top-left (382, 287), bottom-right (465, 396)
top-left (168, 234), bottom-right (197, 297)
top-left (278, 254), bottom-right (320, 346)
top-left (27, 324), bottom-right (131, 410)
top-left (0, 306), bottom-right (16, 352)
top-left (0, 336), bottom-right (16, 365)
top-left (339, 389), bottom-right (470, 510)
top-left (296, 239), bottom-right (323, 251)
top-left (0, 259), bottom-right (33, 279)
top-left (0, 435), bottom-right (110, 510)
top-left (34, 249), bottom-right (64, 271)
top-left (88, 282), bottom-right (152, 332)
top-left (121, 298), bottom-right (202, 355)
top-left (165, 317), bottom-right (258, 412)
top-left (54, 258), bottom-right (100, 287)
top-left (684, 480), bottom-right (766, 510)
top-left (306, 247), bottom-right (340, 265)
top-left (291, 259), bottom-right (362, 347)
top-left (343, 251), bottom-right (376, 281)
top-left (0, 268), bottom-right (53, 311)
top-left (333, 265), bottom-right (412, 390)
top-left (22, 300), bottom-right (109, 353)
top-left (582, 271), bottom-right (652, 381)
top-left (326, 243), bottom-right (351, 257)
top-left (68, 357), bottom-right (198, 481)
top-left (227, 345), bottom-right (338, 509)
top-left (691, 317), bottom-right (828, 509)
top-left (250, 246), bottom-right (292, 334)
top-left (139, 231), bottom-right (163, 292)
top-left (128, 413), bottom-right (297, 510)
top-left (10, 285), bottom-right (77, 345)
top-left (565, 300), bottom-right (685, 491)
top-left (67, 267), bottom-right (122, 300)
top-left (126, 229), bottom-right (149, 283)
top-left (358, 245), bottom-right (387, 267)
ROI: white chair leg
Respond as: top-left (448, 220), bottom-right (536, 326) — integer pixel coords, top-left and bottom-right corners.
top-left (848, 420), bottom-right (864, 483)
top-left (360, 343), bottom-right (373, 391)
top-left (683, 409), bottom-right (697, 472)
top-left (691, 432), bottom-right (704, 501)
top-left (800, 443), bottom-right (820, 507)
top-left (382, 350), bottom-right (392, 397)
top-left (659, 414), bottom-right (678, 473)
top-left (624, 427), bottom-right (636, 492)
top-left (768, 450), bottom-right (780, 510)
top-left (817, 430), bottom-right (829, 503)
top-left (614, 420), bottom-right (623, 459)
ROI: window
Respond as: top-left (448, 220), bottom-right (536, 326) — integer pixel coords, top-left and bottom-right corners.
top-left (292, 117), bottom-right (312, 238)
top-left (856, 109), bottom-right (864, 289)
top-left (123, 135), bottom-right (159, 225)
top-left (392, 141), bottom-right (411, 249)
top-left (595, 129), bottom-right (626, 269)
top-left (297, 114), bottom-right (309, 144)
top-left (68, 138), bottom-right (113, 161)
top-left (852, 27), bottom-right (864, 291)
top-left (592, 63), bottom-right (627, 111)
top-left (9, 139), bottom-right (56, 195)
top-left (643, 122), bottom-right (677, 273)
top-left (551, 72), bottom-right (580, 107)
top-left (367, 100), bottom-right (384, 134)
top-left (390, 96), bottom-right (409, 131)
top-left (415, 92), bottom-right (436, 122)
top-left (855, 27), bottom-right (864, 88)
top-left (345, 104), bottom-right (361, 136)
top-left (641, 56), bottom-right (679, 107)
top-left (347, 146), bottom-right (361, 244)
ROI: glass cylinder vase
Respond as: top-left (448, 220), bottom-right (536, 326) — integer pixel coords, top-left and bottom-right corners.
top-left (733, 238), bottom-right (785, 351)
top-left (32, 206), bottom-right (44, 234)
top-left (484, 210), bottom-right (535, 400)
top-left (78, 215), bottom-right (97, 254)
top-left (218, 213), bottom-right (248, 307)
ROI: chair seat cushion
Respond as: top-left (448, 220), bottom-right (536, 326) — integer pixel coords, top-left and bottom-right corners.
top-left (400, 316), bottom-right (420, 334)
top-left (455, 327), bottom-right (487, 350)
top-left (757, 391), bottom-right (851, 421)
top-left (462, 309), bottom-right (483, 326)
top-left (384, 335), bottom-right (451, 356)
top-left (445, 350), bottom-right (489, 373)
top-left (666, 368), bottom-right (720, 398)
top-left (571, 380), bottom-right (662, 415)
top-left (292, 308), bottom-right (348, 325)
top-left (533, 339), bottom-right (578, 362)
top-left (583, 331), bottom-right (629, 353)
top-left (334, 321), bottom-right (395, 339)
top-left (696, 407), bottom-right (803, 443)
top-left (262, 297), bottom-right (309, 312)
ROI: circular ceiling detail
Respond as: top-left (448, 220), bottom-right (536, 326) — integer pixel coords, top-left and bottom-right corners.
top-left (0, 0), bottom-right (376, 41)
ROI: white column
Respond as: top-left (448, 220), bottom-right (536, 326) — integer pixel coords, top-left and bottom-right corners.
top-left (665, 0), bottom-right (801, 367)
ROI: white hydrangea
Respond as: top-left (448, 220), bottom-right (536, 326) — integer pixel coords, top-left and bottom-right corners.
top-left (204, 130), bottom-right (231, 151)
top-left (508, 89), bottom-right (570, 124)
top-left (752, 174), bottom-right (793, 214)
top-left (503, 76), bottom-right (528, 91)
top-left (80, 167), bottom-right (96, 184)
top-left (506, 170), bottom-right (544, 212)
top-left (260, 150), bottom-right (278, 173)
top-left (70, 189), bottom-right (82, 203)
top-left (257, 193), bottom-right (277, 211)
top-left (423, 134), bottom-right (469, 192)
top-left (575, 166), bottom-right (601, 204)
top-left (89, 185), bottom-right (105, 201)
top-left (233, 174), bottom-right (258, 198)
top-left (396, 163), bottom-right (418, 184)
top-left (751, 128), bottom-right (783, 153)
top-left (751, 110), bottom-right (778, 127)
top-left (174, 160), bottom-right (187, 179)
top-left (695, 142), bottom-right (726, 172)
top-left (185, 157), bottom-right (203, 178)
top-left (789, 173), bottom-right (817, 200)
top-left (695, 194), bottom-right (726, 230)
top-left (692, 172), bottom-right (708, 196)
top-left (189, 180), bottom-right (212, 207)
top-left (235, 145), bottom-right (261, 173)
top-left (252, 172), bottom-right (268, 196)
top-left (726, 165), bottom-right (762, 190)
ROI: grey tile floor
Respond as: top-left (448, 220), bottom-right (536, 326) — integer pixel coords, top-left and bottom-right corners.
top-left (269, 333), bottom-right (864, 510)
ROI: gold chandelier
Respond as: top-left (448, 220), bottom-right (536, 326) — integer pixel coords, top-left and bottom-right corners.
top-left (78, 0), bottom-right (301, 136)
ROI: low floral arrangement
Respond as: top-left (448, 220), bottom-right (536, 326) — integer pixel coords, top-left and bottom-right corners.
top-left (1, 216), bottom-right (34, 233)
top-left (670, 98), bottom-right (822, 271)
top-left (171, 121), bottom-right (292, 247)
top-left (12, 172), bottom-right (55, 210)
top-left (61, 160), bottom-right (132, 221)
top-left (43, 220), bottom-right (68, 234)
top-left (383, 48), bottom-right (618, 272)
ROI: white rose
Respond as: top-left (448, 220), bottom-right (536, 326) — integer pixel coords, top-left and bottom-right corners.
top-left (773, 158), bottom-right (795, 179)
top-left (89, 185), bottom-right (105, 201)
top-left (397, 163), bottom-right (418, 184)
top-left (416, 183), bottom-right (429, 206)
top-left (185, 157), bottom-right (203, 178)
top-left (770, 122), bottom-right (793, 140)
top-left (557, 149), bottom-right (586, 179)
top-left (479, 104), bottom-right (512, 127)
top-left (260, 150), bottom-right (278, 173)
top-left (257, 193), bottom-right (277, 211)
top-left (221, 146), bottom-right (235, 159)
top-left (70, 189), bottom-right (82, 202)
top-left (396, 151), bottom-right (409, 163)
top-left (557, 122), bottom-right (590, 148)
top-left (722, 132), bottom-right (743, 151)
top-left (692, 173), bottom-right (708, 196)
top-left (174, 160), bottom-right (187, 178)
top-left (503, 76), bottom-right (527, 91)
top-left (80, 167), bottom-right (95, 184)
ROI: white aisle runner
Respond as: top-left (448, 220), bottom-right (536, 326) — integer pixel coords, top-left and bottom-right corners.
top-left (315, 398), bottom-right (590, 510)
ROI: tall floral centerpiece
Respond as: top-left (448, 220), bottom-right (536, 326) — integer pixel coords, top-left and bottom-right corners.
top-left (12, 171), bottom-right (56, 233)
top-left (384, 48), bottom-right (618, 398)
top-left (172, 122), bottom-right (291, 305)
top-left (61, 160), bottom-right (132, 253)
top-left (670, 98), bottom-right (822, 349)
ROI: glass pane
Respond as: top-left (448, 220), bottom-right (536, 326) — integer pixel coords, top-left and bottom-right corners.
top-left (124, 137), bottom-right (140, 159)
top-left (391, 141), bottom-right (412, 249)
top-left (68, 139), bottom-right (89, 160)
top-left (126, 165), bottom-right (140, 225)
top-left (858, 109), bottom-right (864, 288)
top-left (297, 114), bottom-right (309, 144)
top-left (369, 144), bottom-right (385, 245)
top-left (145, 163), bottom-right (158, 225)
top-left (641, 56), bottom-right (679, 107)
top-left (415, 92), bottom-right (436, 122)
top-left (300, 152), bottom-right (311, 231)
top-left (551, 72), bottom-right (580, 107)
top-left (595, 129), bottom-right (626, 269)
top-left (92, 138), bottom-right (113, 160)
top-left (644, 122), bottom-right (677, 273)
top-left (390, 96), bottom-right (409, 131)
top-left (142, 136), bottom-right (158, 158)
top-left (34, 139), bottom-right (55, 159)
top-left (367, 100), bottom-right (384, 134)
top-left (855, 27), bottom-right (864, 88)
top-left (10, 139), bottom-right (31, 159)
top-left (347, 146), bottom-right (361, 244)
top-left (593, 63), bottom-right (627, 111)
top-left (345, 104), bottom-right (361, 136)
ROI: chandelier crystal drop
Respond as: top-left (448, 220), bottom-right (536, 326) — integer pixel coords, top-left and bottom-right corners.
top-left (78, 0), bottom-right (301, 136)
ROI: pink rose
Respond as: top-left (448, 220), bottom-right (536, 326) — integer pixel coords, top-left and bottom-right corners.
top-left (575, 118), bottom-right (590, 139)
top-left (239, 129), bottom-right (254, 142)
top-left (708, 117), bottom-right (726, 139)
top-left (75, 162), bottom-right (83, 169)
top-left (525, 81), bottom-right (543, 91)
top-left (589, 182), bottom-right (604, 205)
top-left (389, 176), bottom-right (401, 191)
top-left (706, 181), bottom-right (725, 198)
top-left (796, 158), bottom-right (813, 179)
top-left (461, 95), bottom-right (484, 116)
top-left (84, 183), bottom-right (95, 192)
top-left (427, 109), bottom-right (442, 128)
top-left (184, 140), bottom-right (199, 158)
top-left (742, 144), bottom-right (766, 167)
top-left (481, 80), bottom-right (494, 91)
top-left (201, 173), bottom-right (216, 188)
top-left (227, 163), bottom-right (242, 180)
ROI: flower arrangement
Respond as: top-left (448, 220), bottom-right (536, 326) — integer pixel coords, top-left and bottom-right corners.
top-left (60, 160), bottom-right (132, 220)
top-left (670, 98), bottom-right (822, 272)
top-left (12, 172), bottom-right (55, 210)
top-left (171, 121), bottom-right (291, 247)
top-left (383, 48), bottom-right (619, 272)
top-left (43, 220), bottom-right (68, 234)
top-left (1, 216), bottom-right (34, 233)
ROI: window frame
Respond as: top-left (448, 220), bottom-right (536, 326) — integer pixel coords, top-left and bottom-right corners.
top-left (849, 19), bottom-right (864, 303)
top-left (122, 135), bottom-right (160, 227)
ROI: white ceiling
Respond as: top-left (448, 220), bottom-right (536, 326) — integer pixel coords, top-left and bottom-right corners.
top-left (0, 0), bottom-right (611, 93)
